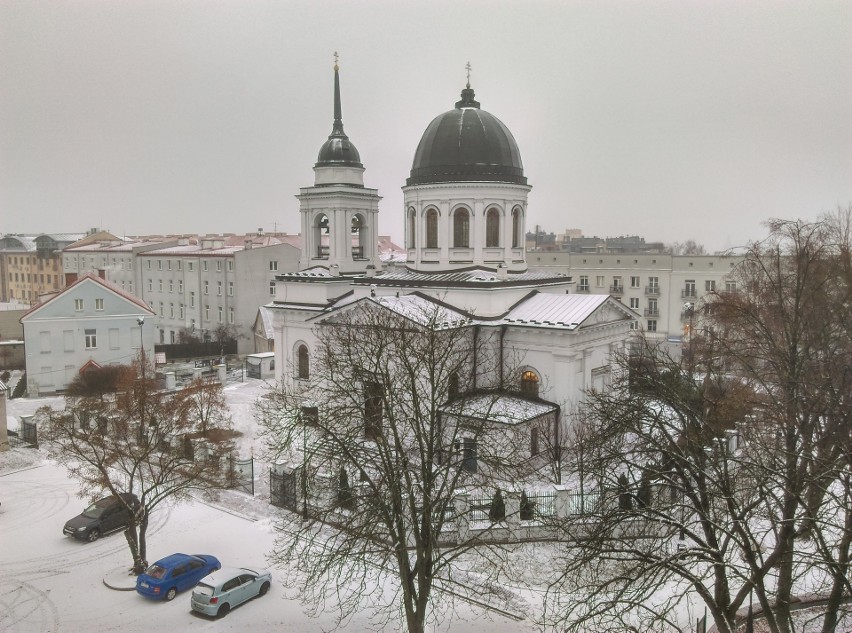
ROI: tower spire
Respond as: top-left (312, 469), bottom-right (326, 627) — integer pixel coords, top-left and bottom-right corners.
top-left (333, 51), bottom-right (343, 134)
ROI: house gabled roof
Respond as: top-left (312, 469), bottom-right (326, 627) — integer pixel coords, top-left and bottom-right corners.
top-left (502, 292), bottom-right (635, 330)
top-left (20, 272), bottom-right (154, 322)
top-left (311, 292), bottom-right (471, 330)
top-left (253, 306), bottom-right (274, 340)
top-left (440, 392), bottom-right (558, 426)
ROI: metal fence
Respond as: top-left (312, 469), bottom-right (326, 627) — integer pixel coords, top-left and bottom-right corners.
top-left (7, 418), bottom-right (38, 449)
top-left (270, 467), bottom-right (299, 510)
top-left (230, 455), bottom-right (254, 495)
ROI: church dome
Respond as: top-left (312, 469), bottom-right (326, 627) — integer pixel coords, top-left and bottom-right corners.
top-left (407, 86), bottom-right (526, 186)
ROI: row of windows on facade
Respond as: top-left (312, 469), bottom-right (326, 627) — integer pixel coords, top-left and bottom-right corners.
top-left (407, 207), bottom-right (525, 249)
top-left (4, 255), bottom-right (59, 268)
top-left (146, 279), bottom-right (236, 296)
top-left (154, 301), bottom-right (234, 325)
top-left (578, 275), bottom-right (736, 294)
top-left (141, 259), bottom-right (278, 272)
top-left (40, 328), bottom-right (118, 352)
top-left (7, 272), bottom-right (58, 285)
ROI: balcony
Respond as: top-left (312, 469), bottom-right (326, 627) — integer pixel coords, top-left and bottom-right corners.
top-left (645, 285), bottom-right (660, 296)
top-left (609, 285), bottom-right (624, 295)
top-left (643, 308), bottom-right (660, 317)
top-left (577, 285), bottom-right (590, 294)
top-left (681, 289), bottom-right (697, 298)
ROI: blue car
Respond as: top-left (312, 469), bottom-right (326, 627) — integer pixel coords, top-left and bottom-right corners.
top-left (136, 553), bottom-right (221, 601)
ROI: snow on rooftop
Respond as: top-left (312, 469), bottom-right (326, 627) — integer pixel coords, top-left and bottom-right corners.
top-left (503, 293), bottom-right (610, 329)
top-left (441, 393), bottom-right (557, 425)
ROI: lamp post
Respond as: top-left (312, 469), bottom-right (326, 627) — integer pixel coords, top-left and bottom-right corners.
top-left (137, 317), bottom-right (146, 438)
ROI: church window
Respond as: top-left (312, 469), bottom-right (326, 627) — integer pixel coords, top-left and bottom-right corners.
top-left (486, 208), bottom-right (500, 247)
top-left (426, 209), bottom-right (438, 249)
top-left (521, 370), bottom-right (540, 397)
top-left (297, 344), bottom-right (309, 379)
top-left (408, 208), bottom-right (416, 248)
top-left (453, 208), bottom-right (470, 248)
top-left (512, 207), bottom-right (522, 248)
top-left (315, 214), bottom-right (330, 258)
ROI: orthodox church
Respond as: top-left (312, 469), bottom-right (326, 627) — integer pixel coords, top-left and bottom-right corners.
top-left (267, 60), bottom-right (635, 427)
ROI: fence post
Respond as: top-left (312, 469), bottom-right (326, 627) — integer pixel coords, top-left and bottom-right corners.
top-left (553, 484), bottom-right (570, 520)
top-left (455, 491), bottom-right (470, 543)
top-left (505, 489), bottom-right (521, 541)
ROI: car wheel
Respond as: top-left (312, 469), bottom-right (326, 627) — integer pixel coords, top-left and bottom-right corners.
top-left (259, 582), bottom-right (270, 597)
top-left (87, 529), bottom-right (100, 542)
top-left (165, 587), bottom-right (177, 601)
top-left (217, 603), bottom-right (230, 618)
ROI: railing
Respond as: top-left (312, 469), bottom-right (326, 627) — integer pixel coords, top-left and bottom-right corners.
top-left (644, 308), bottom-right (660, 317)
top-left (577, 286), bottom-right (590, 294)
top-left (316, 245), bottom-right (329, 259)
top-left (609, 285), bottom-right (624, 294)
top-left (681, 289), bottom-right (697, 298)
top-left (645, 286), bottom-right (660, 296)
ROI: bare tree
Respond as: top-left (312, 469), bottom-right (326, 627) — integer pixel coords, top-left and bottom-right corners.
top-left (38, 359), bottom-right (235, 573)
top-left (257, 297), bottom-right (545, 633)
top-left (666, 239), bottom-right (708, 256)
top-left (546, 213), bottom-right (852, 633)
top-left (180, 376), bottom-right (231, 437)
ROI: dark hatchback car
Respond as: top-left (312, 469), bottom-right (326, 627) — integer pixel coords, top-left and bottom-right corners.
top-left (63, 493), bottom-right (139, 542)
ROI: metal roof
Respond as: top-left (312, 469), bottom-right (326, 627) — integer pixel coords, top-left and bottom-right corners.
top-left (503, 293), bottom-right (611, 330)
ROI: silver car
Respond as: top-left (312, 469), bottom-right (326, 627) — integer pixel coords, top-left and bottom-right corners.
top-left (190, 566), bottom-right (272, 618)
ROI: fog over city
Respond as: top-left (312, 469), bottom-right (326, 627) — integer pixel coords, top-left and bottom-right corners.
top-left (2, 0), bottom-right (850, 252)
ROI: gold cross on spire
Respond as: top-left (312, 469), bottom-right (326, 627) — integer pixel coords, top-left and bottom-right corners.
top-left (334, 51), bottom-right (339, 71)
top-left (465, 61), bottom-right (472, 87)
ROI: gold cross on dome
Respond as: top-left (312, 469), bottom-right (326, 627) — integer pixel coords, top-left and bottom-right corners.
top-left (465, 61), bottom-right (472, 87)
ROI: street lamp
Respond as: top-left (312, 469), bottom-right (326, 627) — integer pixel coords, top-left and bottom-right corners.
top-left (137, 317), bottom-right (146, 438)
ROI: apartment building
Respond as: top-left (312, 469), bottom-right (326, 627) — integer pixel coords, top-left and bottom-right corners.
top-left (0, 233), bottom-right (84, 304)
top-left (527, 251), bottom-right (742, 348)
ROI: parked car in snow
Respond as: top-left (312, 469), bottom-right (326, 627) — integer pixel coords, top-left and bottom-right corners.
top-left (136, 553), bottom-right (221, 601)
top-left (190, 566), bottom-right (272, 618)
top-left (62, 493), bottom-right (139, 542)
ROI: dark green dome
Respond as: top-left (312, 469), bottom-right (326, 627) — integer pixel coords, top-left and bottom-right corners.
top-left (407, 86), bottom-right (526, 186)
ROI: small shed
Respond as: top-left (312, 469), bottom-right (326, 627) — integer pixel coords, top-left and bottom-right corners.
top-left (245, 352), bottom-right (275, 379)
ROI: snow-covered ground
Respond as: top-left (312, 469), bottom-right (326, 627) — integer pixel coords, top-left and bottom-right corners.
top-left (1, 380), bottom-right (538, 633)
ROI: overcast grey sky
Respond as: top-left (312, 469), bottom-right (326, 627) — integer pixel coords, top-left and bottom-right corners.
top-left (2, 0), bottom-right (850, 253)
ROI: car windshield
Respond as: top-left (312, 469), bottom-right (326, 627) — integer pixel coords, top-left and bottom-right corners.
top-left (194, 583), bottom-right (214, 596)
top-left (145, 565), bottom-right (167, 579)
top-left (81, 503), bottom-right (106, 518)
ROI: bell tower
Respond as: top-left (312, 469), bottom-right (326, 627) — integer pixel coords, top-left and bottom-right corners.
top-left (298, 54), bottom-right (381, 274)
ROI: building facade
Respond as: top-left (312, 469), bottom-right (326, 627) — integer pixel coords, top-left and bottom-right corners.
top-left (20, 274), bottom-right (156, 395)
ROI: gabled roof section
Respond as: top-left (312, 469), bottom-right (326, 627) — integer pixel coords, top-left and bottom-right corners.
top-left (502, 292), bottom-right (634, 330)
top-left (20, 273), bottom-right (154, 322)
top-left (253, 306), bottom-right (274, 339)
top-left (311, 292), bottom-right (471, 330)
top-left (440, 392), bottom-right (557, 426)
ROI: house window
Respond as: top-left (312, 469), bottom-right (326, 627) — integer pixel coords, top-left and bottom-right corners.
top-left (684, 280), bottom-right (696, 297)
top-left (158, 279), bottom-right (163, 292)
top-left (647, 298), bottom-right (658, 316)
top-left (179, 304), bottom-right (185, 319)
top-left (159, 302), bottom-right (164, 317)
top-left (217, 281), bottom-right (222, 296)
top-left (146, 260), bottom-right (151, 270)
top-left (648, 276), bottom-right (659, 292)
top-left (157, 260), bottom-right (162, 270)
top-left (612, 276), bottom-right (622, 291)
top-left (631, 276), bottom-right (640, 288)
top-left (725, 281), bottom-right (737, 293)
top-left (169, 303), bottom-right (174, 318)
top-left (228, 281), bottom-right (233, 296)
top-left (203, 261), bottom-right (208, 272)
top-left (426, 209), bottom-right (438, 248)
top-left (364, 382), bottom-right (383, 439)
top-left (216, 260), bottom-right (222, 272)
top-left (227, 260), bottom-right (233, 271)
top-left (167, 260), bottom-right (172, 271)
top-left (297, 344), bottom-right (310, 379)
top-left (148, 279), bottom-right (153, 292)
top-left (579, 275), bottom-right (589, 292)
top-left (530, 427), bottom-right (540, 456)
top-left (168, 280), bottom-right (173, 293)
top-left (178, 280), bottom-right (183, 293)
top-left (629, 297), bottom-right (639, 310)
top-left (84, 329), bottom-right (97, 349)
top-left (205, 305), bottom-right (209, 321)
top-left (521, 370), bottom-right (540, 396)
top-left (408, 207), bottom-right (416, 247)
top-left (170, 330), bottom-right (176, 344)
top-left (647, 319), bottom-right (658, 332)
top-left (269, 261), bottom-right (278, 272)
top-left (204, 281), bottom-right (209, 295)
top-left (74, 299), bottom-right (84, 311)
top-left (218, 307), bottom-right (223, 323)
top-left (190, 291), bottom-right (195, 307)
top-left (453, 208), bottom-right (470, 248)
top-left (188, 262), bottom-right (194, 272)
top-left (177, 260), bottom-right (182, 271)
top-left (94, 298), bottom-right (104, 311)
top-left (228, 308), bottom-right (234, 324)
top-left (485, 208), bottom-right (500, 247)
top-left (705, 280), bottom-right (716, 292)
